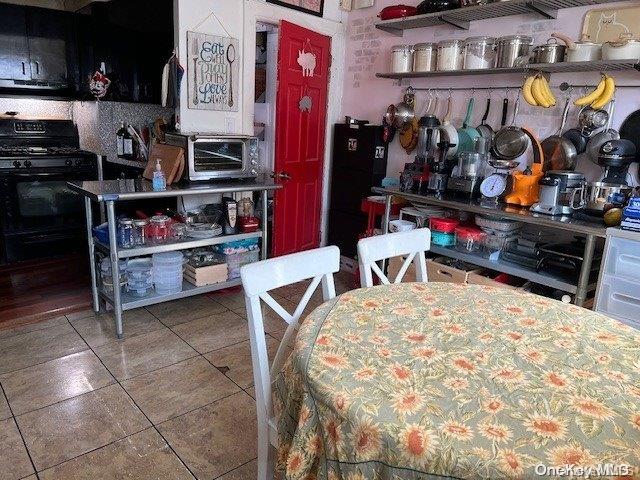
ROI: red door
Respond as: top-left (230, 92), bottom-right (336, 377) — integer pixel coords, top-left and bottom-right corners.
top-left (271, 21), bottom-right (331, 256)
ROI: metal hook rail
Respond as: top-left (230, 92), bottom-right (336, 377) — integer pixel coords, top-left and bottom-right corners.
top-left (407, 84), bottom-right (640, 92)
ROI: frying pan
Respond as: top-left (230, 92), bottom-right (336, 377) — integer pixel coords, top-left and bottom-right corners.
top-left (491, 95), bottom-right (529, 160)
top-left (541, 98), bottom-right (577, 171)
top-left (394, 88), bottom-right (416, 128)
top-left (476, 97), bottom-right (493, 139)
top-left (619, 107), bottom-right (640, 161)
top-left (384, 104), bottom-right (397, 127)
top-left (587, 98), bottom-right (619, 164)
top-left (438, 96), bottom-right (458, 159)
top-left (457, 97), bottom-right (480, 153)
top-left (562, 105), bottom-right (589, 155)
top-left (399, 117), bottom-right (419, 154)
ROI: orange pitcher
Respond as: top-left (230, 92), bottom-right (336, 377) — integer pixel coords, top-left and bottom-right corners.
top-left (504, 127), bottom-right (544, 207)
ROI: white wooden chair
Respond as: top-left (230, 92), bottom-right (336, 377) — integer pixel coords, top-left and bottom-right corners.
top-left (357, 228), bottom-right (431, 287)
top-left (240, 246), bottom-right (340, 480)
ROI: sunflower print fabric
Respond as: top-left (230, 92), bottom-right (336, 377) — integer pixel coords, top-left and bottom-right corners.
top-left (273, 283), bottom-right (640, 479)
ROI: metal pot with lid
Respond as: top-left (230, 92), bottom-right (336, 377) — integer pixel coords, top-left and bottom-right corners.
top-left (551, 32), bottom-right (601, 62)
top-left (530, 38), bottom-right (566, 64)
top-left (463, 36), bottom-right (496, 70)
top-left (496, 35), bottom-right (533, 68)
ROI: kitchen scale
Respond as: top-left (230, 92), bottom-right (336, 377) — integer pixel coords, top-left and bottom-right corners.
top-left (479, 158), bottom-right (519, 206)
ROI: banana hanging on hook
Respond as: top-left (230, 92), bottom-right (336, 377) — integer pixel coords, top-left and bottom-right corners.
top-left (574, 75), bottom-right (607, 106)
top-left (522, 75), bottom-right (538, 107)
top-left (591, 75), bottom-right (615, 109)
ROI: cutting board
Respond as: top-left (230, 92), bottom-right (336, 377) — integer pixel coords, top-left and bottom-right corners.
top-left (582, 5), bottom-right (640, 43)
top-left (143, 143), bottom-right (185, 184)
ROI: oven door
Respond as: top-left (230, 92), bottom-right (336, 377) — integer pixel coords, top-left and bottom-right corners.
top-left (0, 166), bottom-right (95, 263)
top-left (189, 138), bottom-right (251, 180)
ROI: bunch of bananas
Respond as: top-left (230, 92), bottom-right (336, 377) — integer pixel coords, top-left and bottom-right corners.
top-left (522, 74), bottom-right (556, 108)
top-left (574, 74), bottom-right (615, 109)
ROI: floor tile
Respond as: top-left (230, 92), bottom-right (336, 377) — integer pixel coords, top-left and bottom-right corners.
top-left (204, 337), bottom-right (281, 389)
top-left (71, 308), bottom-right (165, 348)
top-left (171, 311), bottom-right (249, 354)
top-left (122, 357), bottom-right (240, 424)
top-left (38, 428), bottom-right (193, 480)
top-left (0, 417), bottom-right (34, 479)
top-left (94, 329), bottom-right (197, 381)
top-left (218, 459), bottom-right (258, 479)
top-left (244, 386), bottom-right (255, 399)
top-left (0, 316), bottom-right (68, 340)
top-left (0, 390), bottom-right (10, 420)
top-left (0, 350), bottom-right (114, 416)
top-left (208, 287), bottom-right (245, 311)
top-left (16, 384), bottom-right (150, 471)
top-left (157, 392), bottom-right (257, 480)
top-left (65, 308), bottom-right (95, 322)
top-left (0, 323), bottom-right (86, 375)
top-left (146, 295), bottom-right (228, 327)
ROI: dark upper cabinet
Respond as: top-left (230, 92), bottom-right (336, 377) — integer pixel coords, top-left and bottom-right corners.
top-left (0, 4), bottom-right (76, 90)
top-left (0, 4), bottom-right (30, 83)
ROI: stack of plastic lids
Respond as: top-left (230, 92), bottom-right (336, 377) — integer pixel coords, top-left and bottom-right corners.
top-left (126, 258), bottom-right (153, 297)
top-left (153, 251), bottom-right (184, 294)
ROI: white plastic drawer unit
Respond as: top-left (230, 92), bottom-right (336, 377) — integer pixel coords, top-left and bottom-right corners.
top-left (596, 274), bottom-right (640, 329)
top-left (603, 236), bottom-right (640, 282)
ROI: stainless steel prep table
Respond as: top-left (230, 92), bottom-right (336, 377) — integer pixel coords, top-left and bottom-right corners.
top-left (373, 187), bottom-right (608, 306)
top-left (69, 177), bottom-right (281, 338)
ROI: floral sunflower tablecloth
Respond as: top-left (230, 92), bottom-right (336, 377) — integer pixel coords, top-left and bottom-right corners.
top-left (273, 283), bottom-right (640, 480)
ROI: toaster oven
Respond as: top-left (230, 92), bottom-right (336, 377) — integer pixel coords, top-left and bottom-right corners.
top-left (165, 133), bottom-right (260, 181)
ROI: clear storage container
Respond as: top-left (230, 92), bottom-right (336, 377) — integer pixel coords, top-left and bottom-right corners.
top-left (149, 215), bottom-right (171, 243)
top-left (463, 36), bottom-right (496, 70)
top-left (100, 257), bottom-right (127, 293)
top-left (390, 44), bottom-right (414, 73)
top-left (413, 43), bottom-right (436, 72)
top-left (436, 39), bottom-right (463, 71)
top-left (455, 226), bottom-right (487, 253)
top-left (132, 219), bottom-right (148, 246)
top-left (118, 218), bottom-right (134, 248)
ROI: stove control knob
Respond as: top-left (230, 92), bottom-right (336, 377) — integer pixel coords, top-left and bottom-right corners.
top-left (24, 160), bottom-right (32, 168)
top-left (12, 160), bottom-right (21, 168)
top-left (75, 159), bottom-right (83, 166)
top-left (65, 159), bottom-right (73, 167)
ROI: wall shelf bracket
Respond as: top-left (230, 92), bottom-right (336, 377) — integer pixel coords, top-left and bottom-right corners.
top-left (525, 1), bottom-right (557, 19)
top-left (439, 15), bottom-right (470, 30)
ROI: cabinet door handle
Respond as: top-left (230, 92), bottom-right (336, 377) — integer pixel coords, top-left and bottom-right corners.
top-left (34, 61), bottom-right (40, 75)
top-left (21, 62), bottom-right (26, 75)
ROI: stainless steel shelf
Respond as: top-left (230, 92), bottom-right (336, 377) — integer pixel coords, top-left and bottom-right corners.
top-left (376, 0), bottom-right (624, 34)
top-left (99, 278), bottom-right (243, 311)
top-left (95, 231), bottom-right (262, 259)
top-left (373, 188), bottom-right (608, 238)
top-left (430, 245), bottom-right (599, 293)
top-left (377, 60), bottom-right (640, 80)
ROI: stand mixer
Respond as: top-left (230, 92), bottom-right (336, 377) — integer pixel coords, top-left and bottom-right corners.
top-left (597, 138), bottom-right (636, 184)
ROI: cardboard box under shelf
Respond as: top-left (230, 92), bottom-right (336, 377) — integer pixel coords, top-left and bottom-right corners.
top-left (184, 263), bottom-right (228, 287)
top-left (466, 270), bottom-right (527, 290)
top-left (387, 256), bottom-right (480, 284)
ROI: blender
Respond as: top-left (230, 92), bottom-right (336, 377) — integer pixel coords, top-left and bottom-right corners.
top-left (447, 137), bottom-right (489, 198)
top-left (400, 115), bottom-right (440, 193)
top-left (427, 140), bottom-right (456, 198)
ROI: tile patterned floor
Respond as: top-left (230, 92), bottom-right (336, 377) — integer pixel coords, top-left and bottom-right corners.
top-left (0, 271), bottom-right (355, 479)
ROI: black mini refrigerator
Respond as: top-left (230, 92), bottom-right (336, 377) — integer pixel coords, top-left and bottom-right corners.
top-left (328, 123), bottom-right (388, 259)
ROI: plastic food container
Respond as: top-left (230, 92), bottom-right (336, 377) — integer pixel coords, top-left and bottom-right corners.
top-left (430, 217), bottom-right (460, 234)
top-left (126, 258), bottom-right (153, 297)
top-left (432, 231), bottom-right (455, 247)
top-left (455, 226), bottom-right (487, 253)
top-left (436, 39), bottom-right (463, 71)
top-left (390, 44), bottom-right (414, 73)
top-left (152, 251), bottom-right (184, 294)
top-left (413, 43), bottom-right (436, 72)
top-left (463, 36), bottom-right (496, 70)
top-left (474, 215), bottom-right (522, 233)
top-left (481, 233), bottom-right (517, 254)
top-left (100, 257), bottom-right (127, 293)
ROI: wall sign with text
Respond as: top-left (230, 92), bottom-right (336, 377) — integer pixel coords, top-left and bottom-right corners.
top-left (187, 31), bottom-right (239, 111)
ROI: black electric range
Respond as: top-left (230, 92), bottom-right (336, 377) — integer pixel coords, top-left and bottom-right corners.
top-left (0, 119), bottom-right (100, 264)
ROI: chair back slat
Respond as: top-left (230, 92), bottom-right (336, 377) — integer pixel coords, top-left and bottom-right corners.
top-left (357, 228), bottom-right (431, 288)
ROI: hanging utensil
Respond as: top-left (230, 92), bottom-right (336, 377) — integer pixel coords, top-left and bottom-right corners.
top-left (491, 95), bottom-right (528, 160)
top-left (394, 87), bottom-right (416, 128)
top-left (562, 104), bottom-right (590, 156)
top-left (587, 98), bottom-right (619, 164)
top-left (541, 97), bottom-right (577, 171)
top-left (438, 95), bottom-right (458, 159)
top-left (457, 96), bottom-right (481, 153)
top-left (476, 97), bottom-right (494, 139)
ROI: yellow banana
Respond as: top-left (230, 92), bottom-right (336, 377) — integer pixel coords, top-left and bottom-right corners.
top-left (522, 76), bottom-right (538, 106)
top-left (591, 75), bottom-right (615, 109)
top-left (531, 76), bottom-right (551, 108)
top-left (539, 75), bottom-right (556, 106)
top-left (575, 76), bottom-right (606, 106)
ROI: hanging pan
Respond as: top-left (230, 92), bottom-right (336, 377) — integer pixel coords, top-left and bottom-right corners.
top-left (476, 97), bottom-right (494, 139)
top-left (541, 97), bottom-right (577, 171)
top-left (457, 96), bottom-right (481, 153)
top-left (587, 98), bottom-right (619, 164)
top-left (491, 95), bottom-right (529, 160)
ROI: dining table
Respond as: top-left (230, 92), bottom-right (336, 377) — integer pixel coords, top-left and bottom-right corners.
top-left (273, 282), bottom-right (640, 479)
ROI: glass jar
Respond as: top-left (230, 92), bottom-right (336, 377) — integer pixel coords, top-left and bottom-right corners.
top-left (149, 215), bottom-right (170, 243)
top-left (455, 226), bottom-right (487, 253)
top-left (132, 219), bottom-right (148, 246)
top-left (118, 218), bottom-right (134, 248)
top-left (413, 43), bottom-right (436, 72)
top-left (463, 36), bottom-right (496, 70)
top-left (436, 39), bottom-right (463, 71)
top-left (390, 44), bottom-right (414, 73)
top-left (171, 222), bottom-right (187, 239)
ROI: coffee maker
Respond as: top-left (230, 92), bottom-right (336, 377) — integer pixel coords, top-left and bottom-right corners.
top-left (447, 137), bottom-right (489, 198)
top-left (530, 171), bottom-right (586, 216)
